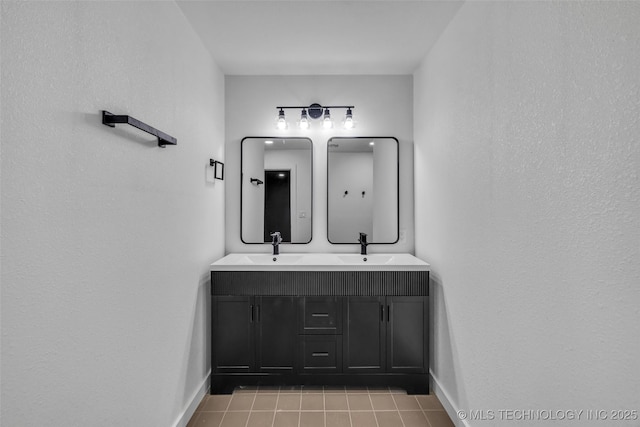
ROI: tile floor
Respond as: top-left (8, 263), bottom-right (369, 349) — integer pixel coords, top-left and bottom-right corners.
top-left (187, 386), bottom-right (454, 427)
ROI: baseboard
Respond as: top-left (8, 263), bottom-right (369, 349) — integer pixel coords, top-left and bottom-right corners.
top-left (172, 371), bottom-right (211, 427)
top-left (430, 371), bottom-right (470, 427)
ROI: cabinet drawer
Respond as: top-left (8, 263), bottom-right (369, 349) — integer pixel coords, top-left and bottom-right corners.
top-left (300, 335), bottom-right (342, 372)
top-left (299, 297), bottom-right (342, 334)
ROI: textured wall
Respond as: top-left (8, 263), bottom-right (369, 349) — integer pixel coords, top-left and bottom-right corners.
top-left (414, 1), bottom-right (640, 424)
top-left (225, 75), bottom-right (414, 254)
top-left (1, 2), bottom-right (225, 426)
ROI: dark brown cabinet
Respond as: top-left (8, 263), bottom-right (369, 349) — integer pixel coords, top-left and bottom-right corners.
top-left (212, 296), bottom-right (296, 373)
top-left (256, 296), bottom-right (297, 372)
top-left (210, 270), bottom-right (429, 394)
top-left (343, 296), bottom-right (386, 372)
top-left (386, 296), bottom-right (429, 373)
top-left (212, 296), bottom-right (253, 372)
top-left (343, 296), bottom-right (428, 374)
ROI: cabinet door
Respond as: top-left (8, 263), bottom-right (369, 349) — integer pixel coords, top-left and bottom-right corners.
top-left (343, 296), bottom-right (386, 372)
top-left (212, 296), bottom-right (254, 372)
top-left (256, 296), bottom-right (297, 372)
top-left (386, 296), bottom-right (428, 373)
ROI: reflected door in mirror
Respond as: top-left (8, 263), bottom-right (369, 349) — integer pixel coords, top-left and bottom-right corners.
top-left (264, 170), bottom-right (291, 242)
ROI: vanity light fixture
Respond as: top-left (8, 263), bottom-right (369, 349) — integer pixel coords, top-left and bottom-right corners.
top-left (276, 108), bottom-right (287, 130)
top-left (322, 108), bottom-right (333, 129)
top-left (343, 108), bottom-right (354, 129)
top-left (299, 109), bottom-right (310, 130)
top-left (275, 103), bottom-right (355, 130)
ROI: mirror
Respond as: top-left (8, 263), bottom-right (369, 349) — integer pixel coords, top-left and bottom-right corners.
top-left (241, 137), bottom-right (312, 244)
top-left (327, 137), bottom-right (398, 244)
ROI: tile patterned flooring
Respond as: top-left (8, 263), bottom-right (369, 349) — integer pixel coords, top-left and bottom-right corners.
top-left (187, 386), bottom-right (454, 427)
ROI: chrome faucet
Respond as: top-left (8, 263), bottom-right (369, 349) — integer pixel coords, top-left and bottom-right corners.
top-left (270, 231), bottom-right (282, 255)
top-left (358, 232), bottom-right (369, 255)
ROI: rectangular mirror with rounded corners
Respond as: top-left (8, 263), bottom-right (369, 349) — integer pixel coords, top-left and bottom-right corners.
top-left (241, 137), bottom-right (313, 244)
top-left (327, 137), bottom-right (399, 244)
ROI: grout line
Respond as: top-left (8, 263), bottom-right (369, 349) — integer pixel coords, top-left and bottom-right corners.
top-left (423, 410), bottom-right (434, 427)
top-left (244, 392), bottom-right (258, 427)
top-left (367, 390), bottom-right (381, 427)
top-left (391, 390), bottom-right (407, 427)
top-left (271, 390), bottom-right (280, 427)
top-left (345, 388), bottom-right (354, 427)
top-left (323, 388), bottom-right (327, 427)
top-left (216, 392), bottom-right (234, 426)
top-left (224, 393), bottom-right (233, 412)
top-left (295, 389), bottom-right (302, 427)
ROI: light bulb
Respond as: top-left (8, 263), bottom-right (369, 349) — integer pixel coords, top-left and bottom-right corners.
top-left (299, 109), bottom-right (310, 130)
top-left (322, 108), bottom-right (333, 129)
top-left (343, 108), bottom-right (354, 129)
top-left (276, 109), bottom-right (287, 130)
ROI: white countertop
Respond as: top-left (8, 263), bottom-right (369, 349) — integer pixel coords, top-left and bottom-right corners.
top-left (210, 253), bottom-right (430, 272)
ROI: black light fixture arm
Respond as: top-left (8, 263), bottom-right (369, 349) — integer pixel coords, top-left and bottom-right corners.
top-left (276, 105), bottom-right (354, 110)
top-left (102, 110), bottom-right (177, 147)
top-left (275, 103), bottom-right (355, 128)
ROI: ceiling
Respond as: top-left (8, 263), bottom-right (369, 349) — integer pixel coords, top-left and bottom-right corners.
top-left (177, 1), bottom-right (463, 75)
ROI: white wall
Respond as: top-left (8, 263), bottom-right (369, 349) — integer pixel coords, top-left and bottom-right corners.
top-left (414, 2), bottom-right (640, 425)
top-left (327, 152), bottom-right (374, 241)
top-left (226, 76), bottom-right (414, 253)
top-left (1, 2), bottom-right (225, 426)
top-left (373, 140), bottom-right (399, 242)
top-left (241, 140), bottom-right (265, 242)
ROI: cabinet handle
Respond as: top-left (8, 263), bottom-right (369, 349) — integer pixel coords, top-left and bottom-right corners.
top-left (311, 313), bottom-right (329, 317)
top-left (380, 305), bottom-right (384, 322)
top-left (250, 305), bottom-right (254, 323)
top-left (312, 352), bottom-right (329, 357)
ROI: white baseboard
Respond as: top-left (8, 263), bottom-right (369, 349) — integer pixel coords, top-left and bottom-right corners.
top-left (173, 372), bottom-right (210, 427)
top-left (430, 371), bottom-right (470, 427)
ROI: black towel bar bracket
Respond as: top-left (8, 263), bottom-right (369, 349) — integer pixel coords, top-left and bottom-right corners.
top-left (102, 110), bottom-right (177, 147)
top-left (210, 159), bottom-right (224, 180)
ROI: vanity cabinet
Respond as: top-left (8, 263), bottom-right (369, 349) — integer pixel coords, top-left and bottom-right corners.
top-left (343, 297), bottom-right (386, 372)
top-left (343, 296), bottom-right (428, 374)
top-left (298, 297), bottom-right (343, 373)
top-left (386, 296), bottom-right (429, 373)
top-left (212, 296), bottom-right (296, 373)
top-left (210, 270), bottom-right (429, 394)
top-left (211, 296), bottom-right (253, 372)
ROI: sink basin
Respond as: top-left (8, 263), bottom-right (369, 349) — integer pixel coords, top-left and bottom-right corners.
top-left (337, 254), bottom-right (395, 264)
top-left (212, 253), bottom-right (429, 271)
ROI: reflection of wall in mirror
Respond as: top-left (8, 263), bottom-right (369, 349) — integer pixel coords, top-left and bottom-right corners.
top-left (328, 152), bottom-right (374, 242)
top-left (373, 140), bottom-right (398, 242)
top-left (265, 149), bottom-right (312, 243)
top-left (241, 141), bottom-right (264, 242)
